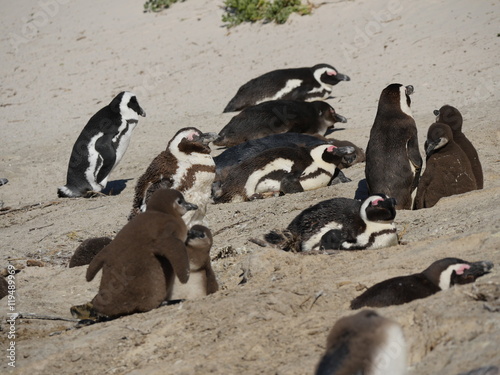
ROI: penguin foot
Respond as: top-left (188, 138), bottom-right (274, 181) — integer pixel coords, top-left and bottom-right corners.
top-left (70, 302), bottom-right (107, 321)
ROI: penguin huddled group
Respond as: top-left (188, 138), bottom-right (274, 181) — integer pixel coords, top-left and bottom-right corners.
top-left (59, 61), bottom-right (492, 374)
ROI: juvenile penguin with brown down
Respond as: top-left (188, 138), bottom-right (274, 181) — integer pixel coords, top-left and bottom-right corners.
top-left (223, 64), bottom-right (350, 112)
top-left (214, 100), bottom-right (347, 148)
top-left (71, 189), bottom-right (198, 320)
top-left (264, 194), bottom-right (398, 252)
top-left (434, 104), bottom-right (483, 188)
top-left (129, 127), bottom-right (218, 226)
top-left (414, 122), bottom-right (477, 209)
top-left (350, 258), bottom-right (493, 309)
top-left (169, 225), bottom-right (219, 301)
top-left (315, 310), bottom-right (407, 375)
top-left (365, 84), bottom-right (422, 210)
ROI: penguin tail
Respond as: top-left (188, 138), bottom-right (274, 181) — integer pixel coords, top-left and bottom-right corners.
top-left (263, 229), bottom-right (300, 252)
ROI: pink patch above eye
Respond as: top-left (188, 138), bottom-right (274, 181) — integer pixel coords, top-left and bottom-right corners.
top-left (187, 131), bottom-right (198, 141)
top-left (371, 198), bottom-right (384, 206)
top-left (327, 145), bottom-right (337, 152)
top-left (455, 264), bottom-right (471, 275)
top-left (327, 70), bottom-right (337, 76)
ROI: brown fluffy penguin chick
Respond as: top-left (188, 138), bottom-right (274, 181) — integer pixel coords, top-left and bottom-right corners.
top-left (69, 237), bottom-right (112, 268)
top-left (72, 189), bottom-right (198, 320)
top-left (129, 127), bottom-right (218, 226)
top-left (414, 123), bottom-right (477, 209)
top-left (169, 225), bottom-right (218, 301)
top-left (434, 105), bottom-right (483, 189)
top-left (315, 310), bottom-right (407, 375)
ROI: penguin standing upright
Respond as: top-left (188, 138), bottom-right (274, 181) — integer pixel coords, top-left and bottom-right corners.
top-left (223, 64), bottom-right (350, 112)
top-left (129, 127), bottom-right (218, 226)
top-left (434, 105), bottom-right (483, 189)
top-left (414, 123), bottom-right (477, 209)
top-left (58, 92), bottom-right (146, 198)
top-left (365, 84), bottom-right (422, 210)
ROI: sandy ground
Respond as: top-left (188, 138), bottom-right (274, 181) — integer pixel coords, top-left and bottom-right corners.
top-left (0, 0), bottom-right (499, 374)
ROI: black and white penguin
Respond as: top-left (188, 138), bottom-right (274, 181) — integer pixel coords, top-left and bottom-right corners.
top-left (223, 64), bottom-right (350, 112)
top-left (264, 194), bottom-right (398, 252)
top-left (58, 92), bottom-right (146, 198)
top-left (212, 144), bottom-right (355, 203)
top-left (315, 310), bottom-right (407, 375)
top-left (414, 122), bottom-right (477, 209)
top-left (129, 127), bottom-right (218, 227)
top-left (350, 258), bottom-right (494, 309)
top-left (434, 105), bottom-right (483, 189)
top-left (365, 84), bottom-right (422, 210)
top-left (214, 133), bottom-right (364, 186)
top-left (214, 100), bottom-right (347, 148)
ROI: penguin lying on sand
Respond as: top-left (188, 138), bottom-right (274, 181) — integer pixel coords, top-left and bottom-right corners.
top-left (214, 100), bottom-right (346, 148)
top-left (212, 144), bottom-right (355, 203)
top-left (223, 64), bottom-right (350, 112)
top-left (434, 104), bottom-right (483, 189)
top-left (263, 194), bottom-right (398, 252)
top-left (214, 133), bottom-right (364, 185)
top-left (414, 122), bottom-right (477, 209)
top-left (58, 92), bottom-right (146, 198)
top-left (129, 127), bottom-right (218, 226)
top-left (70, 189), bottom-right (198, 320)
top-left (315, 310), bottom-right (407, 375)
top-left (350, 258), bottom-right (494, 309)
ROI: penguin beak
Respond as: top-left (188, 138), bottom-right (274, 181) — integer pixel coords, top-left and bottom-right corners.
top-left (183, 201), bottom-right (198, 212)
top-left (187, 228), bottom-right (205, 241)
top-left (425, 139), bottom-right (439, 155)
top-left (433, 109), bottom-right (440, 116)
top-left (334, 113), bottom-right (347, 123)
top-left (333, 146), bottom-right (355, 156)
top-left (336, 72), bottom-right (351, 82)
top-left (454, 261), bottom-right (493, 284)
top-left (405, 85), bottom-right (414, 95)
top-left (138, 107), bottom-right (146, 117)
top-left (199, 132), bottom-right (219, 145)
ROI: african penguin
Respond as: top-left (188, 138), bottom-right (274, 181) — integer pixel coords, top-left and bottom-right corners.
top-left (58, 92), bottom-right (146, 198)
top-left (223, 64), bottom-right (350, 112)
top-left (350, 258), bottom-right (493, 309)
top-left (212, 144), bottom-right (355, 203)
top-left (169, 225), bottom-right (219, 301)
top-left (365, 84), bottom-right (422, 210)
top-left (70, 189), bottom-right (197, 320)
top-left (214, 100), bottom-right (347, 148)
top-left (129, 127), bottom-right (218, 227)
top-left (414, 122), bottom-right (477, 209)
top-left (315, 310), bottom-right (407, 375)
top-left (264, 194), bottom-right (398, 252)
top-left (434, 105), bottom-right (483, 189)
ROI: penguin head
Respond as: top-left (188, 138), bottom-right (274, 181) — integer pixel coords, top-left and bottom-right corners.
top-left (109, 91), bottom-right (146, 119)
top-left (378, 83), bottom-right (413, 118)
top-left (147, 189), bottom-right (198, 216)
top-left (312, 64), bottom-right (350, 87)
top-left (168, 127), bottom-right (218, 154)
top-left (434, 105), bottom-right (463, 133)
top-left (422, 258), bottom-right (493, 290)
top-left (313, 144), bottom-right (356, 167)
top-left (425, 123), bottom-right (453, 155)
top-left (312, 101), bottom-right (347, 125)
top-left (361, 194), bottom-right (397, 223)
top-left (186, 225), bottom-right (213, 257)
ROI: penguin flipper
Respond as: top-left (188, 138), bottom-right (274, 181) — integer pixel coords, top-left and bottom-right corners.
top-left (94, 137), bottom-right (117, 185)
top-left (205, 266), bottom-right (219, 294)
top-left (406, 136), bottom-right (423, 190)
top-left (86, 244), bottom-right (112, 281)
top-left (315, 341), bottom-right (350, 375)
top-left (153, 237), bottom-right (190, 284)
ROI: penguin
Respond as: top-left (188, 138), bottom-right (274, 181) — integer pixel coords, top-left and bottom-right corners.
top-left (0, 178), bottom-right (8, 186)
top-left (214, 133), bottom-right (364, 184)
top-left (169, 225), bottom-right (219, 301)
top-left (214, 100), bottom-right (347, 148)
top-left (315, 309), bottom-right (407, 375)
top-left (264, 194), bottom-right (398, 252)
top-left (414, 123), bottom-right (477, 209)
top-left (212, 144), bottom-right (355, 203)
top-left (365, 84), bottom-right (422, 210)
top-left (350, 258), bottom-right (494, 309)
top-left (223, 64), bottom-right (350, 112)
top-left (129, 127), bottom-right (218, 227)
top-left (70, 189), bottom-right (198, 320)
top-left (68, 237), bottom-right (113, 268)
top-left (434, 105), bottom-right (483, 189)
top-left (58, 92), bottom-right (146, 198)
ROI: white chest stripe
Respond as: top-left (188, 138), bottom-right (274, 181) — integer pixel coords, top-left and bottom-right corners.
top-left (244, 158), bottom-right (294, 196)
top-left (256, 79), bottom-right (303, 104)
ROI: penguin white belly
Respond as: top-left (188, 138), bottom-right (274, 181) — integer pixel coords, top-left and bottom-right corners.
top-left (303, 222), bottom-right (343, 251)
top-left (370, 323), bottom-right (407, 375)
top-left (170, 272), bottom-right (207, 300)
top-left (342, 222), bottom-right (397, 250)
top-left (85, 132), bottom-right (105, 191)
top-left (300, 170), bottom-right (331, 191)
top-left (255, 79), bottom-right (302, 104)
top-left (244, 158), bottom-right (294, 197)
top-left (182, 170), bottom-right (216, 226)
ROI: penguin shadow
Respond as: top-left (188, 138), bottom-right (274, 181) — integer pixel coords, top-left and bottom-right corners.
top-left (354, 179), bottom-right (370, 201)
top-left (101, 178), bottom-right (133, 196)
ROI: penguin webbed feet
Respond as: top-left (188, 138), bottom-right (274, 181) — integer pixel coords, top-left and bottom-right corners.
top-left (70, 302), bottom-right (111, 324)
